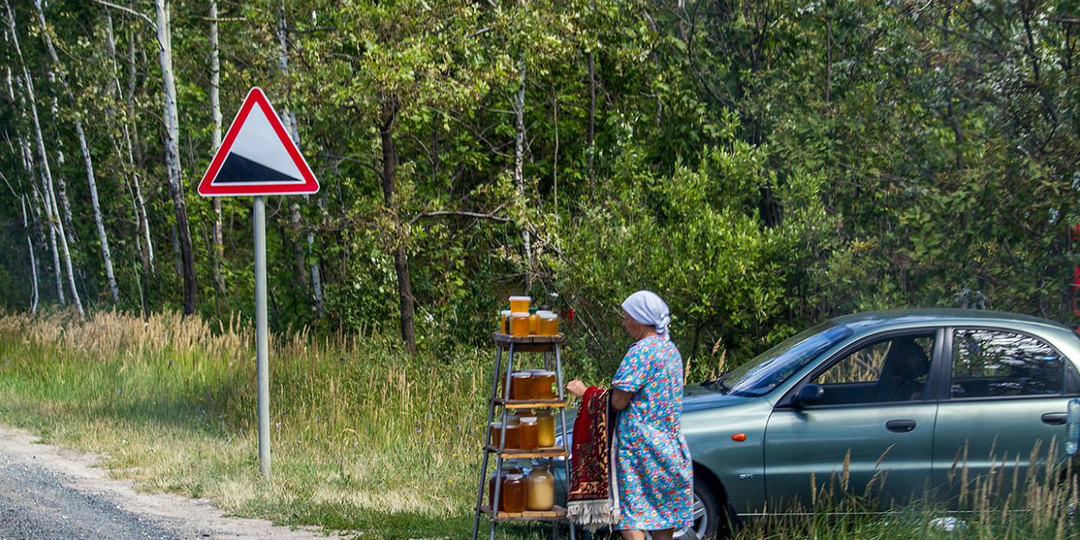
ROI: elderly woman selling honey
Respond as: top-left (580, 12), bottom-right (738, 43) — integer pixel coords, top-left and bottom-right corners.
top-left (566, 291), bottom-right (693, 540)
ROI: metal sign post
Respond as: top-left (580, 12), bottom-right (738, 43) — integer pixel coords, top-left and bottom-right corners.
top-left (253, 195), bottom-right (270, 475)
top-left (197, 88), bottom-right (320, 477)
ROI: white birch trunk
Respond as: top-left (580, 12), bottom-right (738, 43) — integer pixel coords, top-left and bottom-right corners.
top-left (209, 0), bottom-right (226, 297)
top-left (4, 0), bottom-right (83, 315)
top-left (22, 196), bottom-right (39, 313)
top-left (34, 0), bottom-right (119, 303)
top-left (514, 55), bottom-right (532, 289)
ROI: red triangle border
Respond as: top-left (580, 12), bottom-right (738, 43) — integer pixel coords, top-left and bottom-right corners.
top-left (197, 87), bottom-right (319, 197)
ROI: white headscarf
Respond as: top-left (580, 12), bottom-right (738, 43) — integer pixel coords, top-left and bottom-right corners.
top-left (621, 290), bottom-right (671, 339)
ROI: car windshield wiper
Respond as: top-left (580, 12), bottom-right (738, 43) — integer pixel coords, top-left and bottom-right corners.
top-left (705, 370), bottom-right (732, 393)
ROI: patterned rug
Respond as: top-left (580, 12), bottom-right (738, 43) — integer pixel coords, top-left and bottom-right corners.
top-left (567, 386), bottom-right (620, 531)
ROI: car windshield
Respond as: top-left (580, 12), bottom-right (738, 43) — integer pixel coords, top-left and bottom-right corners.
top-left (714, 322), bottom-right (853, 397)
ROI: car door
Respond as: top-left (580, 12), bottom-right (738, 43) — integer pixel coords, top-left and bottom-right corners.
top-left (931, 327), bottom-right (1080, 506)
top-left (764, 330), bottom-right (943, 512)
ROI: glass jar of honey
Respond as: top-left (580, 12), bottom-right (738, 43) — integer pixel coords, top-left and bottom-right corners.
top-left (539, 312), bottom-right (559, 336)
top-left (510, 312), bottom-right (530, 337)
top-left (518, 416), bottom-right (538, 450)
top-left (509, 296), bottom-right (531, 313)
top-left (532, 370), bottom-right (557, 400)
top-left (526, 464), bottom-right (555, 511)
top-left (488, 467), bottom-right (522, 509)
top-left (511, 372), bottom-right (532, 400)
top-left (499, 310), bottom-right (511, 334)
top-left (528, 308), bottom-right (540, 335)
top-left (534, 410), bottom-right (556, 448)
top-left (501, 473), bottom-right (526, 513)
top-left (502, 422), bottom-right (520, 449)
top-left (489, 422), bottom-right (503, 447)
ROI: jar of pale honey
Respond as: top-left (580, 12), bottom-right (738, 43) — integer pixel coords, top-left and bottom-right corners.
top-left (539, 312), bottom-right (559, 336)
top-left (518, 416), bottom-right (538, 450)
top-left (534, 410), bottom-right (556, 447)
top-left (501, 473), bottom-right (526, 513)
top-left (526, 464), bottom-right (555, 511)
top-left (511, 372), bottom-right (532, 400)
top-left (509, 296), bottom-right (531, 313)
top-left (510, 312), bottom-right (530, 336)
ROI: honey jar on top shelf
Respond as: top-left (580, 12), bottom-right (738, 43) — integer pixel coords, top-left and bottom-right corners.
top-left (528, 308), bottom-right (541, 335)
top-left (509, 296), bottom-right (531, 313)
top-left (510, 312), bottom-right (530, 337)
top-left (539, 312), bottom-right (559, 336)
top-left (499, 310), bottom-right (511, 334)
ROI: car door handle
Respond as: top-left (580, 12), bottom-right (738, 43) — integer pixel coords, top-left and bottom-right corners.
top-left (886, 420), bottom-right (916, 433)
top-left (1042, 412), bottom-right (1067, 425)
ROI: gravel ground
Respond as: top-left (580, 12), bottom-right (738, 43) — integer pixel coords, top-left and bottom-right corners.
top-left (0, 426), bottom-right (345, 540)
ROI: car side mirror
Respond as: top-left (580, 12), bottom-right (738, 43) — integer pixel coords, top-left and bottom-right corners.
top-left (794, 383), bottom-right (825, 408)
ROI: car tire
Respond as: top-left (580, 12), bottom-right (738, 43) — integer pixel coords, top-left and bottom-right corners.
top-left (673, 479), bottom-right (735, 540)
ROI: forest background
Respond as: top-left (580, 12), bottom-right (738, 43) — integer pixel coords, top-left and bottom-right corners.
top-left (1, 0), bottom-right (1080, 380)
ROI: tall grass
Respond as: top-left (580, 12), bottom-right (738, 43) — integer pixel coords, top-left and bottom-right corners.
top-left (0, 310), bottom-right (517, 538)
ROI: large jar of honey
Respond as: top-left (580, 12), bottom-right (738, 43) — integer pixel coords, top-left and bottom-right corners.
top-left (534, 410), bottom-right (556, 448)
top-left (539, 312), bottom-right (559, 336)
top-left (532, 370), bottom-right (557, 400)
top-left (511, 372), bottom-right (532, 400)
top-left (488, 467), bottom-right (522, 509)
top-left (509, 296), bottom-right (531, 313)
top-left (526, 464), bottom-right (555, 511)
top-left (501, 473), bottom-right (527, 513)
top-left (518, 416), bottom-right (538, 450)
top-left (510, 312), bottom-right (530, 337)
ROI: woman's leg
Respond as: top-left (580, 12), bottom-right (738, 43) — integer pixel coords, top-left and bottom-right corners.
top-left (649, 529), bottom-right (675, 540)
top-left (619, 530), bottom-right (647, 540)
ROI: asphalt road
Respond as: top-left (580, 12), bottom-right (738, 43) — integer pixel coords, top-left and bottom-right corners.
top-left (0, 447), bottom-right (194, 540)
top-left (0, 427), bottom-right (342, 540)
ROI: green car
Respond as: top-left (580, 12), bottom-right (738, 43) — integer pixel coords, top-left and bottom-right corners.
top-left (549, 309), bottom-right (1080, 538)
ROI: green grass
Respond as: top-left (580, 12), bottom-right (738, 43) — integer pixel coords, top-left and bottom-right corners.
top-left (0, 311), bottom-right (1078, 540)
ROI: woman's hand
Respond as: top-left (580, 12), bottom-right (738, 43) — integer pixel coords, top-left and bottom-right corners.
top-left (565, 380), bottom-right (588, 398)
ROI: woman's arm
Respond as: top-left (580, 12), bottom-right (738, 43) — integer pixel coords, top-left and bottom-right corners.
top-left (611, 388), bottom-right (633, 411)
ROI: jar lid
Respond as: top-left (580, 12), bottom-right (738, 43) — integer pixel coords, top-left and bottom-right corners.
top-left (505, 473), bottom-right (524, 480)
top-left (509, 296), bottom-right (531, 301)
top-left (490, 421), bottom-right (503, 427)
top-left (535, 370), bottom-right (555, 375)
top-left (529, 307), bottom-right (538, 314)
top-left (540, 312), bottom-right (558, 320)
top-left (519, 417), bottom-right (537, 424)
top-left (512, 372), bottom-right (531, 378)
top-left (511, 312), bottom-right (529, 317)
top-left (501, 309), bottom-right (511, 315)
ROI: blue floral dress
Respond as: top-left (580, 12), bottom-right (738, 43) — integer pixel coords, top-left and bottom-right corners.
top-left (611, 334), bottom-right (694, 531)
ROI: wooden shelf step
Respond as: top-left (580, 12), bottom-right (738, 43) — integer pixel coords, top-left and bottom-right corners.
top-left (484, 445), bottom-right (569, 459)
top-left (493, 332), bottom-right (564, 351)
top-left (493, 398), bottom-right (567, 409)
top-left (480, 504), bottom-right (567, 522)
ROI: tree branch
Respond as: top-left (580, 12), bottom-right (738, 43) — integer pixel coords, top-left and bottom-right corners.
top-left (90, 0), bottom-right (155, 29)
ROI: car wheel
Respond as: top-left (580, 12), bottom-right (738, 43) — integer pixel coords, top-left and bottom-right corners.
top-left (672, 480), bottom-right (729, 540)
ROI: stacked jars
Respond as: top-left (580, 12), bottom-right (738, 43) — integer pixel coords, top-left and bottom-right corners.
top-left (499, 296), bottom-right (560, 336)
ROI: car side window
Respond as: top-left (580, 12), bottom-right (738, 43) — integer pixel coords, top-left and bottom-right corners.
top-left (951, 329), bottom-right (1063, 399)
top-left (810, 335), bottom-right (934, 405)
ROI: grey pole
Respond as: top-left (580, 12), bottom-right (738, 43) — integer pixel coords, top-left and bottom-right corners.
top-left (253, 195), bottom-right (270, 476)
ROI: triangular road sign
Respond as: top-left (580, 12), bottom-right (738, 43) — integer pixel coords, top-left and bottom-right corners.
top-left (197, 87), bottom-right (319, 197)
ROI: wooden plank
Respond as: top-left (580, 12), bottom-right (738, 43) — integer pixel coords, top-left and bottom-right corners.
top-left (493, 398), bottom-right (567, 409)
top-left (484, 445), bottom-right (569, 459)
top-left (493, 332), bottom-right (565, 351)
top-left (479, 504), bottom-right (567, 522)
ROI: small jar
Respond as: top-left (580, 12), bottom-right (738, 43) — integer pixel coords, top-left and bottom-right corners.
top-left (502, 422), bottom-right (520, 449)
top-left (510, 312), bottom-right (530, 337)
top-left (499, 310), bottom-right (512, 334)
top-left (526, 464), bottom-right (555, 511)
top-left (518, 416), bottom-right (538, 450)
top-left (489, 422), bottom-right (503, 447)
top-left (534, 410), bottom-right (556, 448)
top-left (509, 296), bottom-right (531, 313)
top-left (539, 312), bottom-right (559, 336)
top-left (528, 308), bottom-right (541, 335)
top-left (501, 473), bottom-right (527, 513)
top-left (511, 372), bottom-right (533, 400)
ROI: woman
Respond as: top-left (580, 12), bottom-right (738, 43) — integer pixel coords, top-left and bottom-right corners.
top-left (566, 291), bottom-right (694, 540)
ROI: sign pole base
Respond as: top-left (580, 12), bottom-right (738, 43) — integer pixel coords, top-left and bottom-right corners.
top-left (254, 195), bottom-right (270, 476)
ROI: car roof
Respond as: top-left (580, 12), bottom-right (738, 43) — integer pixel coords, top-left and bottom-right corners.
top-left (830, 309), bottom-right (1075, 337)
